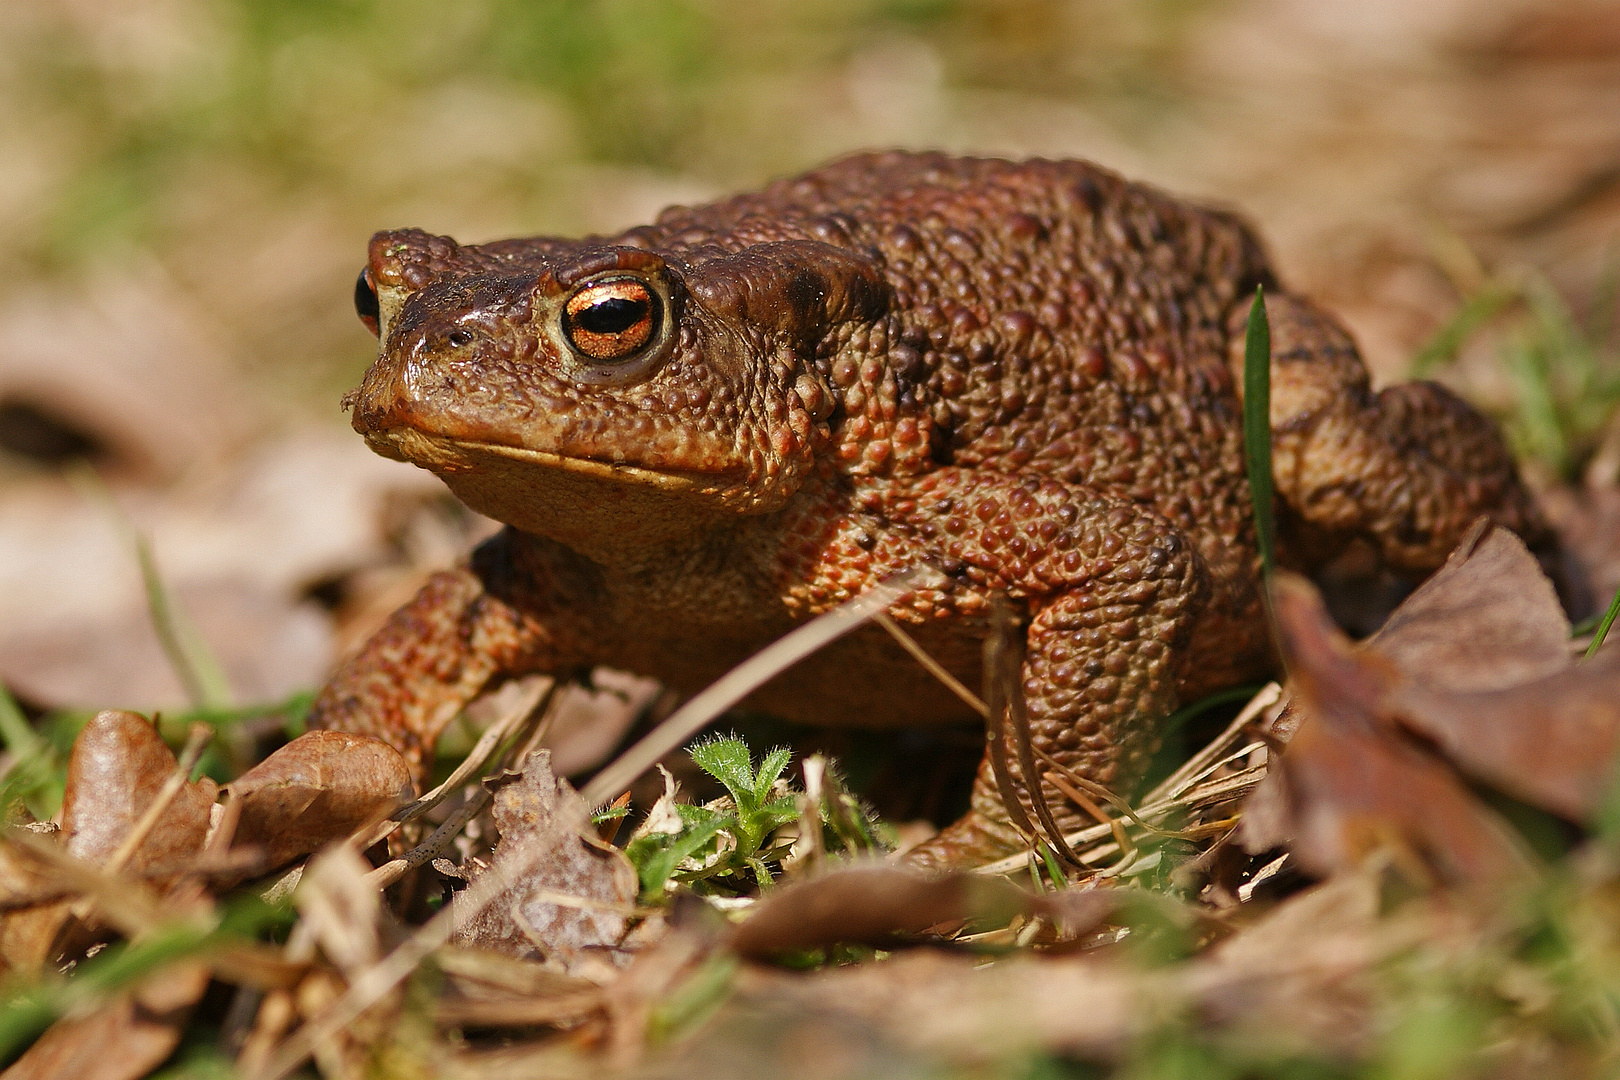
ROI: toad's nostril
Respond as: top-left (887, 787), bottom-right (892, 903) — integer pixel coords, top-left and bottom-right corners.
top-left (354, 269), bottom-right (380, 335)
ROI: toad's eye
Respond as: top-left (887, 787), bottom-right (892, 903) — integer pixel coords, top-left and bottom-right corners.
top-left (562, 278), bottom-right (659, 362)
top-left (354, 269), bottom-right (380, 336)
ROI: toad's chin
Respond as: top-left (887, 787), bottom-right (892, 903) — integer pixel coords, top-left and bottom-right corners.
top-left (360, 426), bottom-right (762, 548)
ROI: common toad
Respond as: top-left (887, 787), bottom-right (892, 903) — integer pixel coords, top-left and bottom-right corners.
top-left (314, 152), bottom-right (1545, 865)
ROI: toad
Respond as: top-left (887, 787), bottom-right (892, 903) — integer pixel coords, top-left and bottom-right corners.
top-left (313, 152), bottom-right (1545, 865)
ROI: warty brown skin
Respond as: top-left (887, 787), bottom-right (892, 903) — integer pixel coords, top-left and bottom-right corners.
top-left (313, 151), bottom-right (1546, 865)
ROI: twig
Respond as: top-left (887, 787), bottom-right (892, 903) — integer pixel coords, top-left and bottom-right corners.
top-left (366, 788), bottom-right (492, 890)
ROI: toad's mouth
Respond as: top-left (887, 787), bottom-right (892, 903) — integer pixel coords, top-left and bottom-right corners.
top-left (363, 426), bottom-right (738, 495)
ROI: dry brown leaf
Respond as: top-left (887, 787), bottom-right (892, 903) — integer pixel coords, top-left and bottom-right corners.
top-left (1369, 525), bottom-right (1571, 692)
top-left (0, 962), bottom-right (209, 1080)
top-left (1389, 650), bottom-right (1620, 821)
top-left (1263, 526), bottom-right (1620, 826)
top-left (728, 864), bottom-right (1033, 959)
top-left (60, 711), bottom-right (216, 875)
top-left (729, 947), bottom-right (1156, 1065)
top-left (452, 751), bottom-right (638, 976)
top-left (1240, 575), bottom-right (1532, 887)
top-left (226, 730), bottom-right (413, 871)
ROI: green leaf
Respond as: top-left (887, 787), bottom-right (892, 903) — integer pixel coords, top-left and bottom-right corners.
top-left (674, 801), bottom-right (728, 828)
top-left (1242, 286), bottom-right (1276, 581)
top-left (627, 816), bottom-right (727, 900)
top-left (689, 737), bottom-right (756, 807)
top-left (752, 746), bottom-right (791, 801)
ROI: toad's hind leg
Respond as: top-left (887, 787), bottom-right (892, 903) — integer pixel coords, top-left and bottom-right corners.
top-left (1239, 293), bottom-right (1549, 571)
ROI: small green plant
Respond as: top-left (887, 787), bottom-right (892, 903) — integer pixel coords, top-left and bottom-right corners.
top-left (624, 736), bottom-right (887, 902)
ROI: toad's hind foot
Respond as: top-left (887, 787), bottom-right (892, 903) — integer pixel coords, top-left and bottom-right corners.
top-left (1238, 293), bottom-right (1550, 572)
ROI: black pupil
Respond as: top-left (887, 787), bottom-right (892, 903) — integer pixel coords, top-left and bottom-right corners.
top-left (354, 270), bottom-right (379, 322)
top-left (575, 296), bottom-right (648, 335)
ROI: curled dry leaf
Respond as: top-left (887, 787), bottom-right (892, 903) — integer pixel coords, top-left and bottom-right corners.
top-left (1368, 524), bottom-right (1571, 691)
top-left (60, 710), bottom-right (216, 875)
top-left (452, 750), bottom-right (639, 976)
top-left (1363, 525), bottom-right (1620, 822)
top-left (225, 730), bottom-right (414, 871)
top-left (0, 836), bottom-right (73, 976)
top-left (1248, 526), bottom-right (1620, 885)
top-left (1241, 575), bottom-right (1532, 887)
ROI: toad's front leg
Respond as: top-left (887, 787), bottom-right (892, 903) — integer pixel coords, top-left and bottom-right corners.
top-left (785, 468), bottom-right (1211, 869)
top-left (306, 530), bottom-right (595, 777)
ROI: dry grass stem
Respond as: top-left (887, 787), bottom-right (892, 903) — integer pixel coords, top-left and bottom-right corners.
top-left (579, 565), bottom-right (935, 807)
top-left (392, 678), bottom-right (555, 825)
top-left (873, 611), bottom-right (988, 716)
top-left (103, 721), bottom-right (214, 877)
top-left (1142, 683), bottom-right (1281, 805)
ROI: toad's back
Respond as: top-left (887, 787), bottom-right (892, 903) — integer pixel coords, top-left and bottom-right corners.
top-left (623, 152), bottom-right (1269, 598)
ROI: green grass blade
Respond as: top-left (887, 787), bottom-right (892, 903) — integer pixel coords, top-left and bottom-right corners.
top-left (1409, 282), bottom-right (1516, 378)
top-left (134, 533), bottom-right (234, 712)
top-left (68, 465), bottom-right (233, 711)
top-left (1585, 585), bottom-right (1620, 660)
top-left (1243, 287), bottom-right (1276, 581)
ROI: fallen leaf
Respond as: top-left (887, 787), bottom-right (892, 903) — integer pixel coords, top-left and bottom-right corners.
top-left (60, 711), bottom-right (216, 875)
top-left (1240, 575), bottom-right (1532, 887)
top-left (1389, 649), bottom-right (1620, 821)
top-left (0, 835), bottom-right (71, 976)
top-left (728, 864), bottom-right (1032, 959)
top-left (1369, 524), bottom-right (1571, 692)
top-left (452, 751), bottom-right (639, 977)
top-left (226, 730), bottom-right (413, 871)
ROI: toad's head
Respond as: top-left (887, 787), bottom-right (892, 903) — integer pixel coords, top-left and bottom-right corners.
top-left (346, 228), bottom-right (887, 546)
